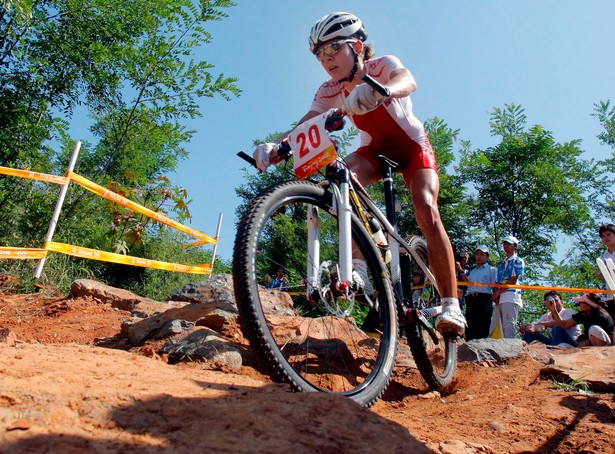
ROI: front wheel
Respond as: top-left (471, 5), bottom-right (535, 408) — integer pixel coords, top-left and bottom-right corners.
top-left (404, 235), bottom-right (458, 390)
top-left (233, 180), bottom-right (398, 407)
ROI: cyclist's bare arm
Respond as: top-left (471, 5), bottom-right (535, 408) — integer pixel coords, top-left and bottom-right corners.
top-left (382, 68), bottom-right (416, 97)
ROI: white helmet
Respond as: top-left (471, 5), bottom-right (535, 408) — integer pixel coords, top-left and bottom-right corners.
top-left (309, 12), bottom-right (367, 54)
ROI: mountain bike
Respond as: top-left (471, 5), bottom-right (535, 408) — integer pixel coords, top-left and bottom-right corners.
top-left (233, 76), bottom-right (459, 407)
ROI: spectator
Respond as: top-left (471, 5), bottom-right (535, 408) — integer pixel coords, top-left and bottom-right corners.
top-left (492, 235), bottom-right (525, 338)
top-left (597, 223), bottom-right (615, 321)
top-left (549, 293), bottom-right (614, 346)
top-left (455, 251), bottom-right (470, 311)
top-left (465, 245), bottom-right (497, 340)
top-left (269, 268), bottom-right (290, 291)
top-left (520, 290), bottom-right (582, 346)
top-left (411, 271), bottom-right (425, 304)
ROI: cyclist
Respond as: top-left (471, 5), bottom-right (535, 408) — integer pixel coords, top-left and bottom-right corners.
top-left (253, 11), bottom-right (466, 336)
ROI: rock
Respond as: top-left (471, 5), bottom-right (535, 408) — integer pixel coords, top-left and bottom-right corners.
top-left (524, 341), bottom-right (558, 365)
top-left (70, 279), bottom-right (184, 315)
top-left (131, 299), bottom-right (189, 318)
top-left (121, 300), bottom-right (238, 345)
top-left (257, 287), bottom-right (295, 317)
top-left (0, 328), bottom-right (17, 346)
top-left (537, 345), bottom-right (615, 393)
top-left (161, 327), bottom-right (242, 370)
top-left (75, 274), bottom-right (615, 394)
top-left (195, 308), bottom-right (236, 331)
top-left (169, 274), bottom-right (294, 316)
top-left (458, 338), bottom-right (526, 363)
top-left (169, 274), bottom-right (236, 306)
top-left (149, 319), bottom-right (195, 340)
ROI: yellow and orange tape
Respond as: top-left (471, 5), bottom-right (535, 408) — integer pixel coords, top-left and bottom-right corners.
top-left (458, 280), bottom-right (615, 295)
top-left (0, 164), bottom-right (217, 275)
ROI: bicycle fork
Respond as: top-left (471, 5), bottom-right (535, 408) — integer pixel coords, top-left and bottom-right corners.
top-left (306, 167), bottom-right (354, 299)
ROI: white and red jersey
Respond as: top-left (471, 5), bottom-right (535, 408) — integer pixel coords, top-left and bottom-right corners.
top-left (309, 55), bottom-right (436, 175)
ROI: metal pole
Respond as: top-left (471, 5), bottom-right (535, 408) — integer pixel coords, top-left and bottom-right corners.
top-left (209, 212), bottom-right (223, 270)
top-left (34, 141), bottom-right (82, 278)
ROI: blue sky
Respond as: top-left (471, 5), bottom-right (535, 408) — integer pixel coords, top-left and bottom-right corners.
top-left (108, 2), bottom-right (615, 261)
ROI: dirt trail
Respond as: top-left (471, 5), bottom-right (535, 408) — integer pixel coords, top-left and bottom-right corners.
top-left (0, 291), bottom-right (613, 453)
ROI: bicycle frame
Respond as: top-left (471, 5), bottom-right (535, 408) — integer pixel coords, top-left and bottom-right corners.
top-left (304, 157), bottom-right (439, 307)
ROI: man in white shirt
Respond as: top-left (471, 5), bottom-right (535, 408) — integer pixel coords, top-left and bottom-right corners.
top-left (520, 291), bottom-right (581, 346)
top-left (492, 235), bottom-right (525, 338)
top-left (597, 223), bottom-right (615, 321)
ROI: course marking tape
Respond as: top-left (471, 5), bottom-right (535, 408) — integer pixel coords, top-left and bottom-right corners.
top-left (0, 166), bottom-right (69, 185)
top-left (45, 242), bottom-right (212, 274)
top-left (0, 247), bottom-right (48, 259)
top-left (68, 172), bottom-right (217, 244)
top-left (459, 280), bottom-right (615, 295)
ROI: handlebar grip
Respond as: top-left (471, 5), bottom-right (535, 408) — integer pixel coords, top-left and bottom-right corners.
top-left (362, 74), bottom-right (391, 98)
top-left (237, 151), bottom-right (257, 168)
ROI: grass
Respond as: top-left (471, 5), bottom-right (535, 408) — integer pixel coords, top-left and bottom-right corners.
top-left (550, 374), bottom-right (593, 394)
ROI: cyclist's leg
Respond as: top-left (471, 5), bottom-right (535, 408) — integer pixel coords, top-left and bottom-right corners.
top-left (404, 168), bottom-right (465, 335)
top-left (344, 152), bottom-right (381, 186)
top-left (345, 153), bottom-right (382, 298)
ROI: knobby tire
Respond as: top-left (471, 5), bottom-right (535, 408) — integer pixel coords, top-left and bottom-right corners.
top-left (404, 236), bottom-right (458, 390)
top-left (233, 180), bottom-right (398, 407)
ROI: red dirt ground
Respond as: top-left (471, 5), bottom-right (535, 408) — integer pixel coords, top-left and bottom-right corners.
top-left (0, 288), bottom-right (613, 453)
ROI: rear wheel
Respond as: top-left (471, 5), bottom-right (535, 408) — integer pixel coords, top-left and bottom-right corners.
top-left (233, 180), bottom-right (398, 407)
top-left (404, 236), bottom-right (458, 390)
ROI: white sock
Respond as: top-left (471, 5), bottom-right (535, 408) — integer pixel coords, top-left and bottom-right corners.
top-left (440, 297), bottom-right (460, 309)
top-left (421, 306), bottom-right (443, 317)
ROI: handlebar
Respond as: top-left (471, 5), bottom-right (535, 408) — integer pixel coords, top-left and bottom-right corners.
top-left (238, 74), bottom-right (391, 168)
top-left (362, 74), bottom-right (391, 98)
top-left (237, 151), bottom-right (257, 167)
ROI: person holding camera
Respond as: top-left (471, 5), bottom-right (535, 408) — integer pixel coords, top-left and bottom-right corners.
top-left (520, 290), bottom-right (581, 346)
top-left (549, 293), bottom-right (614, 347)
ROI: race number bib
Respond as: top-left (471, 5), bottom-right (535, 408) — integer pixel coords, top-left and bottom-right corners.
top-left (289, 112), bottom-right (337, 179)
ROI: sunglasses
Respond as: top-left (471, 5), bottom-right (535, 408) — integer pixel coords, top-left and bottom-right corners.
top-left (315, 40), bottom-right (354, 61)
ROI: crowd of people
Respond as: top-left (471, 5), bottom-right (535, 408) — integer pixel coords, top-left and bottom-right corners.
top-left (449, 223), bottom-right (615, 347)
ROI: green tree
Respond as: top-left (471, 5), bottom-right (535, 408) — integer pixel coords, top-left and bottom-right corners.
top-left (593, 100), bottom-right (615, 149)
top-left (591, 100), bottom-right (615, 221)
top-left (548, 100), bottom-right (615, 290)
top-left (457, 104), bottom-right (597, 278)
top-left (0, 0), bottom-right (239, 294)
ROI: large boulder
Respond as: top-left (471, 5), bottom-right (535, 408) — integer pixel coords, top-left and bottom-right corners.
top-left (160, 327), bottom-right (243, 370)
top-left (528, 343), bottom-right (615, 392)
top-left (70, 279), bottom-right (186, 316)
top-left (458, 338), bottom-right (526, 363)
top-left (169, 274), bottom-right (236, 308)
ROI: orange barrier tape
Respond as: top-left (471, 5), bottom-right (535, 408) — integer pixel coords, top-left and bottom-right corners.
top-left (45, 242), bottom-right (212, 274)
top-left (0, 247), bottom-right (48, 259)
top-left (267, 281), bottom-right (615, 297)
top-left (458, 280), bottom-right (615, 295)
top-left (0, 166), bottom-right (69, 185)
top-left (183, 238), bottom-right (216, 248)
top-left (68, 172), bottom-right (217, 245)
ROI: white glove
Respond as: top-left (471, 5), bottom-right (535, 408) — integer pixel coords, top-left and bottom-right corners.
top-left (343, 83), bottom-right (384, 116)
top-left (253, 143), bottom-right (278, 172)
